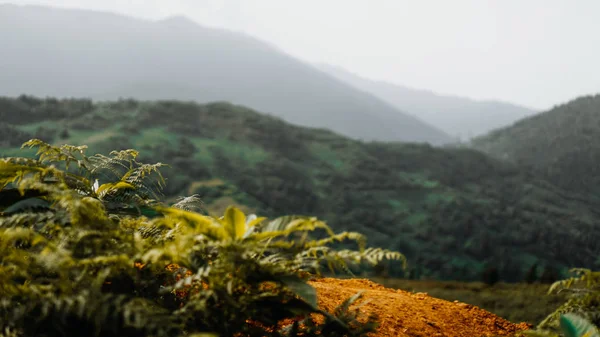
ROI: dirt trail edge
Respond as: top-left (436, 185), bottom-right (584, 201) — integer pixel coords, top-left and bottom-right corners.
top-left (309, 278), bottom-right (532, 337)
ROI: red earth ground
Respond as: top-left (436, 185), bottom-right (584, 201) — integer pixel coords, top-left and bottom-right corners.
top-left (308, 278), bottom-right (532, 337)
top-left (161, 264), bottom-right (532, 336)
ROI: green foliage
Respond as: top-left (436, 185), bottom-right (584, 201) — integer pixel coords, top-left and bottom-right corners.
top-left (559, 314), bottom-right (600, 337)
top-left (524, 314), bottom-right (600, 337)
top-left (0, 140), bottom-right (404, 337)
top-left (538, 270), bottom-right (600, 331)
top-left (2, 96), bottom-right (600, 282)
top-left (522, 269), bottom-right (600, 336)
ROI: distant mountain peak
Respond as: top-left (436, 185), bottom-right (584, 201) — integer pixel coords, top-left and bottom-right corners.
top-left (0, 4), bottom-right (453, 146)
top-left (317, 63), bottom-right (537, 139)
top-left (157, 14), bottom-right (198, 26)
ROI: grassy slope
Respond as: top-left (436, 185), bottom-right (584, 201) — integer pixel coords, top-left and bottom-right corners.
top-left (2, 95), bottom-right (600, 283)
top-left (472, 94), bottom-right (600, 196)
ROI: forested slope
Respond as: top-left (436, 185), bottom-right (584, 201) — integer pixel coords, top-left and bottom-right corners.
top-left (473, 94), bottom-right (600, 196)
top-left (2, 95), bottom-right (598, 282)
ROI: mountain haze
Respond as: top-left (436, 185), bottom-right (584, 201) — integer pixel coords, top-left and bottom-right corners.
top-left (0, 4), bottom-right (452, 145)
top-left (317, 64), bottom-right (537, 139)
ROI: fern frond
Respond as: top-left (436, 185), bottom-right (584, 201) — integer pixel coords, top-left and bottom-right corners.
top-left (172, 194), bottom-right (205, 213)
top-left (536, 268), bottom-right (600, 333)
top-left (560, 313), bottom-right (600, 337)
top-left (304, 231), bottom-right (367, 251)
top-left (21, 139), bottom-right (90, 171)
top-left (153, 206), bottom-right (228, 240)
top-left (0, 159), bottom-right (45, 188)
top-left (3, 291), bottom-right (183, 337)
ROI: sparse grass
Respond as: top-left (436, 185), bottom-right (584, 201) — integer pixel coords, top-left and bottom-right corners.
top-left (371, 277), bottom-right (568, 325)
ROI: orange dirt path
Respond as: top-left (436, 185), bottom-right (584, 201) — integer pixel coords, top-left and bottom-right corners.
top-left (309, 278), bottom-right (532, 337)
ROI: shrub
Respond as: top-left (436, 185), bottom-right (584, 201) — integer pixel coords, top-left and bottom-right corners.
top-left (0, 139), bottom-right (405, 337)
top-left (525, 268), bottom-right (600, 336)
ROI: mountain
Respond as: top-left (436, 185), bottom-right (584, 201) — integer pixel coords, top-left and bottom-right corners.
top-left (0, 3), bottom-right (452, 145)
top-left (316, 64), bottom-right (538, 139)
top-left (2, 95), bottom-right (600, 282)
top-left (472, 94), bottom-right (600, 196)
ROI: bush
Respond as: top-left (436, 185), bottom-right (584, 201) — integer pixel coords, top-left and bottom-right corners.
top-left (525, 268), bottom-right (600, 336)
top-left (0, 140), bottom-right (405, 337)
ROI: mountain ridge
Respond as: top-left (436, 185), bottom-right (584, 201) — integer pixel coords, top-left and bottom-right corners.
top-left (0, 3), bottom-right (452, 145)
top-left (316, 63), bottom-right (538, 139)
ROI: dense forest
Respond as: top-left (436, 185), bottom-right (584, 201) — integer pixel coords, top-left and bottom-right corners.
top-left (473, 94), bottom-right (600, 197)
top-left (2, 95), bottom-right (599, 283)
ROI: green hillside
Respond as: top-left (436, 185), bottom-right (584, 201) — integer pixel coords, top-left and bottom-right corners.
top-left (472, 94), bottom-right (600, 196)
top-left (2, 95), bottom-right (599, 282)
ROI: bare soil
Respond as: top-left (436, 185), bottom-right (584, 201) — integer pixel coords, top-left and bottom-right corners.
top-left (309, 278), bottom-right (532, 337)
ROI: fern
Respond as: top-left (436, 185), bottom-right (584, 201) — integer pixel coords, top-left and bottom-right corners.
top-left (0, 140), bottom-right (405, 337)
top-left (172, 194), bottom-right (206, 214)
top-left (524, 269), bottom-right (600, 337)
top-left (524, 314), bottom-right (600, 337)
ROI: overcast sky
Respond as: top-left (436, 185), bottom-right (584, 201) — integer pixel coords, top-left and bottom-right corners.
top-left (5, 0), bottom-right (600, 110)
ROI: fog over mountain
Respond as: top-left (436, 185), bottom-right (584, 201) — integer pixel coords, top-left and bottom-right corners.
top-left (317, 64), bottom-right (538, 139)
top-left (9, 0), bottom-right (600, 110)
top-left (0, 3), bottom-right (453, 145)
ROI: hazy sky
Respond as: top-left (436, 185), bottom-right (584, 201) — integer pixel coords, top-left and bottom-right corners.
top-left (5, 0), bottom-right (600, 110)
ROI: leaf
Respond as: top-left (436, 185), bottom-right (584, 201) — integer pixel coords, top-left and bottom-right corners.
top-left (0, 160), bottom-right (44, 187)
top-left (242, 214), bottom-right (266, 238)
top-left (261, 215), bottom-right (298, 233)
top-left (280, 275), bottom-right (318, 309)
top-left (560, 313), bottom-right (600, 337)
top-left (334, 291), bottom-right (364, 316)
top-left (172, 194), bottom-right (205, 213)
top-left (92, 179), bottom-right (99, 193)
top-left (222, 206), bottom-right (246, 240)
top-left (96, 181), bottom-right (135, 199)
top-left (155, 206), bottom-right (228, 240)
top-left (2, 197), bottom-right (50, 214)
